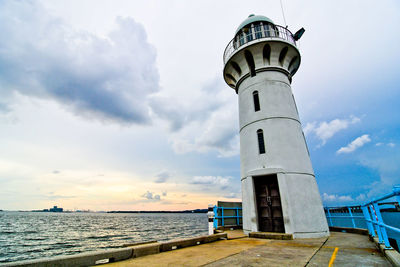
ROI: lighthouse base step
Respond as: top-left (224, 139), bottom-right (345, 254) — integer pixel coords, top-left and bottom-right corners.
top-left (249, 232), bottom-right (293, 240)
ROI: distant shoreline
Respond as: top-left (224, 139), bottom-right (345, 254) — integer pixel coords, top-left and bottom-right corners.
top-left (0, 209), bottom-right (208, 213)
top-left (107, 209), bottom-right (207, 214)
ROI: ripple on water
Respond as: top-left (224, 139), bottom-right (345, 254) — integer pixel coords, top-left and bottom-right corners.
top-left (0, 212), bottom-right (208, 263)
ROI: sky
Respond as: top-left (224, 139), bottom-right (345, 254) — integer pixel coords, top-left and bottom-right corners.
top-left (0, 0), bottom-right (399, 211)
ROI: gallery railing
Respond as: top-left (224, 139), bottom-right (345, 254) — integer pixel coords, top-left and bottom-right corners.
top-left (325, 186), bottom-right (400, 249)
top-left (223, 24), bottom-right (296, 64)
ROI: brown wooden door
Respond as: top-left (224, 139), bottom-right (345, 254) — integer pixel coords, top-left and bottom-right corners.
top-left (255, 175), bottom-right (284, 233)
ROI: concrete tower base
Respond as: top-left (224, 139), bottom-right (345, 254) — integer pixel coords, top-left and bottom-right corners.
top-left (242, 170), bottom-right (329, 238)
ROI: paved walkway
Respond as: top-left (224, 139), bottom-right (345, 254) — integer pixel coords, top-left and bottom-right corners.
top-left (109, 231), bottom-right (390, 267)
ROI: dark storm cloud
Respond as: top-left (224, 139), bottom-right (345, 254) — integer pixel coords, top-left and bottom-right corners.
top-left (0, 1), bottom-right (159, 124)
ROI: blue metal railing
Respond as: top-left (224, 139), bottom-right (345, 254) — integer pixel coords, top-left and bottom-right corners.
top-left (213, 206), bottom-right (242, 229)
top-left (325, 186), bottom-right (400, 249)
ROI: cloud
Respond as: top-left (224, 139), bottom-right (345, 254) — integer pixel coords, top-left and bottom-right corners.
top-left (223, 192), bottom-right (240, 199)
top-left (45, 194), bottom-right (75, 200)
top-left (304, 116), bottom-right (360, 145)
top-left (359, 151), bottom-right (400, 198)
top-left (387, 143), bottom-right (395, 148)
top-left (322, 192), bottom-right (354, 203)
top-left (151, 77), bottom-right (239, 157)
top-left (191, 176), bottom-right (230, 187)
top-left (154, 171), bottom-right (170, 183)
top-left (0, 1), bottom-right (159, 124)
top-left (337, 134), bottom-right (371, 154)
top-left (141, 191), bottom-right (161, 201)
top-left (375, 142), bottom-right (395, 147)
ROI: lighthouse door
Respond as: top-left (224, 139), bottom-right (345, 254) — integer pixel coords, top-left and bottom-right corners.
top-left (255, 175), bottom-right (284, 233)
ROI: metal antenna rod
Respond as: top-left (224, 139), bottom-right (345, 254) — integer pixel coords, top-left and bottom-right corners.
top-left (280, 0), bottom-right (288, 27)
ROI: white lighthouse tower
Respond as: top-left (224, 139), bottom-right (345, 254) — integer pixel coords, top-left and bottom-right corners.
top-left (223, 15), bottom-right (329, 238)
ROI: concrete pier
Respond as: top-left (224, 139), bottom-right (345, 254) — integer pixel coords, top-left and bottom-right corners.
top-left (109, 231), bottom-right (392, 267)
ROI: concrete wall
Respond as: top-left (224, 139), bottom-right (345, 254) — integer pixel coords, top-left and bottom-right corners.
top-left (4, 233), bottom-right (228, 267)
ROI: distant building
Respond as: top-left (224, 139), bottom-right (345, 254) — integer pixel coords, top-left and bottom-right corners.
top-left (49, 206), bottom-right (63, 212)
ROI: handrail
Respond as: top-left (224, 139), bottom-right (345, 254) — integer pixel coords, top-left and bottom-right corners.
top-left (325, 186), bottom-right (400, 250)
top-left (213, 206), bottom-right (242, 229)
top-left (223, 24), bottom-right (296, 65)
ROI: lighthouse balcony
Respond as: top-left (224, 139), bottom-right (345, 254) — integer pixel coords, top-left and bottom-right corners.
top-left (223, 24), bottom-right (296, 65)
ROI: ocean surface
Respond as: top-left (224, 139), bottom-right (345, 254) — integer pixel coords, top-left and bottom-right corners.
top-left (0, 212), bottom-right (208, 264)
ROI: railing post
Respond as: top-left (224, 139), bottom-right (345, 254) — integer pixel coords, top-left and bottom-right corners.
top-left (236, 207), bottom-right (239, 226)
top-left (221, 207), bottom-right (224, 227)
top-left (372, 202), bottom-right (392, 249)
top-left (370, 204), bottom-right (384, 243)
top-left (213, 205), bottom-right (218, 229)
top-left (208, 204), bottom-right (215, 235)
top-left (251, 24), bottom-right (256, 40)
top-left (361, 205), bottom-right (375, 237)
top-left (326, 208), bottom-right (333, 227)
top-left (348, 207), bottom-right (356, 228)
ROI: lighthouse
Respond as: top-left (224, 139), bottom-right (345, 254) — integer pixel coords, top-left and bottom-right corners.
top-left (223, 15), bottom-right (329, 238)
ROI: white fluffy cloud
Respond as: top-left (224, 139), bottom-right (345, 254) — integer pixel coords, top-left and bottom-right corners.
top-left (304, 116), bottom-right (360, 145)
top-left (322, 192), bottom-right (354, 202)
top-left (0, 1), bottom-right (159, 123)
top-left (337, 134), bottom-right (371, 154)
top-left (322, 192), bottom-right (369, 204)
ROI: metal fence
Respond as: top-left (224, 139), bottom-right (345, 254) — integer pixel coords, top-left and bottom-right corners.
top-left (223, 24), bottom-right (296, 64)
top-left (213, 205), bottom-right (242, 229)
top-left (325, 186), bottom-right (400, 249)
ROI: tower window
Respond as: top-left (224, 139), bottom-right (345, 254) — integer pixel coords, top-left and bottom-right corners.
top-left (257, 129), bottom-right (266, 154)
top-left (263, 24), bottom-right (271, 37)
top-left (239, 31), bottom-right (245, 45)
top-left (253, 91), bottom-right (260, 111)
top-left (244, 50), bottom-right (256, 77)
top-left (245, 27), bottom-right (253, 42)
top-left (254, 23), bottom-right (262, 39)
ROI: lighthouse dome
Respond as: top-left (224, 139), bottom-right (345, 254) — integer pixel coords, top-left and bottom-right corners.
top-left (235, 14), bottom-right (274, 35)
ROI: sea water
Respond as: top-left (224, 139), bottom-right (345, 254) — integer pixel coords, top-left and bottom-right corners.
top-left (0, 212), bottom-right (208, 263)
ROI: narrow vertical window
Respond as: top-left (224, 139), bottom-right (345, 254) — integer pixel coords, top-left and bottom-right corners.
top-left (254, 23), bottom-right (262, 39)
top-left (253, 91), bottom-right (260, 111)
top-left (257, 129), bottom-right (266, 154)
top-left (246, 26), bottom-right (253, 42)
top-left (239, 31), bottom-right (245, 45)
top-left (263, 24), bottom-right (271, 37)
